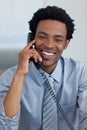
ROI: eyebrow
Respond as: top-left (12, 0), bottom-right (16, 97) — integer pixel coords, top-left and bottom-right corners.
top-left (54, 34), bottom-right (64, 38)
top-left (37, 31), bottom-right (47, 36)
top-left (37, 31), bottom-right (65, 38)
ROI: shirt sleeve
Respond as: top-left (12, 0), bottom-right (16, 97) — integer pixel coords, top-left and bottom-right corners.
top-left (0, 101), bottom-right (20, 130)
top-left (0, 67), bottom-right (20, 130)
top-left (78, 65), bottom-right (87, 130)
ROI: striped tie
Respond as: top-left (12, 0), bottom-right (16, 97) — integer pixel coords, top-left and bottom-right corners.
top-left (42, 76), bottom-right (58, 130)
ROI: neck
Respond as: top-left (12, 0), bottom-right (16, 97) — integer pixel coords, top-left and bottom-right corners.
top-left (41, 62), bottom-right (58, 74)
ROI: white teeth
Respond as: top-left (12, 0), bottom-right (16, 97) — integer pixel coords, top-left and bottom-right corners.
top-left (42, 51), bottom-right (54, 56)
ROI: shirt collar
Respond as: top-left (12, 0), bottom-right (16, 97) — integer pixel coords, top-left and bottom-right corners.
top-left (51, 57), bottom-right (63, 84)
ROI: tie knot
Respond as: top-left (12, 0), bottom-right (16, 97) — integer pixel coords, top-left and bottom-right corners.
top-left (48, 76), bottom-right (54, 83)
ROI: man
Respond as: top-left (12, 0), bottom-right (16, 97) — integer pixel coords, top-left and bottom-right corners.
top-left (0, 6), bottom-right (87, 130)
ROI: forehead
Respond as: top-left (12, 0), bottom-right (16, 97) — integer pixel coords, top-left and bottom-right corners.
top-left (36, 20), bottom-right (67, 36)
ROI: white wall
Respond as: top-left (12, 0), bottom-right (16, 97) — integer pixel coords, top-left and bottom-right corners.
top-left (0, 0), bottom-right (87, 72)
top-left (43, 0), bottom-right (87, 65)
top-left (0, 0), bottom-right (43, 72)
top-left (0, 0), bottom-right (43, 49)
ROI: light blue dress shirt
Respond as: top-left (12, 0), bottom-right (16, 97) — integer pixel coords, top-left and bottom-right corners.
top-left (0, 57), bottom-right (87, 130)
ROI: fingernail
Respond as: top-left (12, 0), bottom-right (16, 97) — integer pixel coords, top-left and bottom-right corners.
top-left (39, 57), bottom-right (42, 62)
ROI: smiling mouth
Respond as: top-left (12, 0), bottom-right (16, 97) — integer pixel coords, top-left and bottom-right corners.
top-left (42, 51), bottom-right (54, 56)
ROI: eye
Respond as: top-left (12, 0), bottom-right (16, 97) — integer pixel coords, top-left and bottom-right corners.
top-left (38, 35), bottom-right (46, 40)
top-left (54, 38), bottom-right (63, 43)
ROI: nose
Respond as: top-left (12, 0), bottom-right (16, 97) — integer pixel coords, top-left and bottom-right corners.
top-left (45, 38), bottom-right (54, 48)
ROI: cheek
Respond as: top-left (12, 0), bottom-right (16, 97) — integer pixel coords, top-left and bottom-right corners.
top-left (35, 39), bottom-right (43, 47)
top-left (56, 45), bottom-right (65, 52)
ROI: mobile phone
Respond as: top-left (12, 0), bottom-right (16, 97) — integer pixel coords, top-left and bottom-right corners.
top-left (27, 32), bottom-right (42, 69)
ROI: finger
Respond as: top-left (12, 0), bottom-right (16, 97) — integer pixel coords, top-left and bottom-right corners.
top-left (32, 53), bottom-right (42, 63)
top-left (23, 39), bottom-right (36, 50)
top-left (30, 49), bottom-right (42, 62)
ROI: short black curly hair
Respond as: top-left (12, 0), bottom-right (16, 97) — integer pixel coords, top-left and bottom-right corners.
top-left (29, 6), bottom-right (75, 40)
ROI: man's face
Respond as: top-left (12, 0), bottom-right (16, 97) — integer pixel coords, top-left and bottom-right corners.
top-left (35, 20), bottom-right (70, 73)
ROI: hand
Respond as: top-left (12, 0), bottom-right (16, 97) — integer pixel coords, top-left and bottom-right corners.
top-left (17, 39), bottom-right (42, 75)
top-left (85, 128), bottom-right (87, 130)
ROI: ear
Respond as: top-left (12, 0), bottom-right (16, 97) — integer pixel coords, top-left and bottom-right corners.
top-left (64, 40), bottom-right (70, 49)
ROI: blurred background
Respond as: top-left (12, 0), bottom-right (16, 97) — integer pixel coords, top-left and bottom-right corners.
top-left (0, 0), bottom-right (87, 75)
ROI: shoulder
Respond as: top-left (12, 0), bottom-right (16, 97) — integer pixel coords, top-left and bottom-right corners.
top-left (64, 57), bottom-right (87, 69)
top-left (63, 57), bottom-right (87, 76)
top-left (2, 65), bottom-right (17, 75)
top-left (0, 65), bottom-right (17, 84)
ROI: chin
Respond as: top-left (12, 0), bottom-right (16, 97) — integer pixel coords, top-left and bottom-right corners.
top-left (42, 61), bottom-right (57, 69)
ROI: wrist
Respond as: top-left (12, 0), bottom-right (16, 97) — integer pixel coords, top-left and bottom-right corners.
top-left (15, 71), bottom-right (27, 80)
top-left (16, 68), bottom-right (28, 77)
